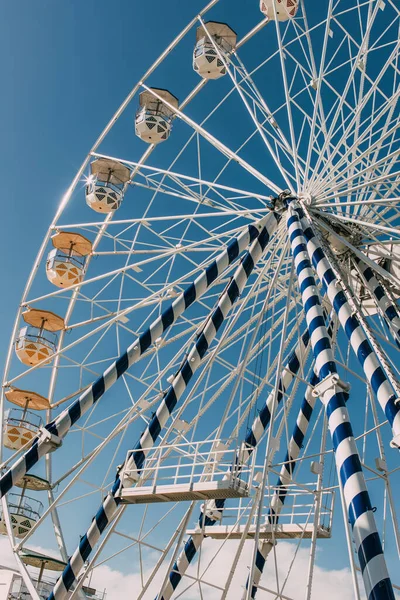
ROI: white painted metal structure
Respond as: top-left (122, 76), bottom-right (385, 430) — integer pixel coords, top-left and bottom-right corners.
top-left (1, 1), bottom-right (400, 599)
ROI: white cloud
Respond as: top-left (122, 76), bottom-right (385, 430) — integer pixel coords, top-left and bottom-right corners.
top-left (1, 534), bottom-right (398, 599)
top-left (177, 538), bottom-right (364, 600)
top-left (88, 538), bottom-right (368, 600)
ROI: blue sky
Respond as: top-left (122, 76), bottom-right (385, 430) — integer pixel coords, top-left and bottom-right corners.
top-left (0, 0), bottom-right (208, 367)
top-left (1, 1), bottom-right (400, 598)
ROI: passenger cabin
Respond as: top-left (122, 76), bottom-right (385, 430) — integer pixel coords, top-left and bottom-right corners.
top-left (193, 22), bottom-right (237, 80)
top-left (3, 388), bottom-right (50, 451)
top-left (3, 409), bottom-right (42, 451)
top-left (46, 231), bottom-right (92, 288)
top-left (7, 551), bottom-right (106, 599)
top-left (187, 486), bottom-right (334, 541)
top-left (0, 493), bottom-right (43, 538)
top-left (260, 0), bottom-right (298, 21)
top-left (135, 88), bottom-right (179, 144)
top-left (8, 551), bottom-right (66, 599)
top-left (15, 309), bottom-right (65, 366)
top-left (86, 158), bottom-right (131, 213)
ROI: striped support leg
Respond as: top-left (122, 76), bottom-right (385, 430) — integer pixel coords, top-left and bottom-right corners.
top-left (353, 257), bottom-right (400, 348)
top-left (287, 204), bottom-right (394, 600)
top-left (245, 540), bottom-right (274, 600)
top-left (47, 217), bottom-right (279, 600)
top-left (0, 212), bottom-right (280, 501)
top-left (244, 374), bottom-right (319, 599)
top-left (157, 326), bottom-right (312, 600)
top-left (245, 319), bottom-right (335, 598)
top-left (296, 208), bottom-right (400, 449)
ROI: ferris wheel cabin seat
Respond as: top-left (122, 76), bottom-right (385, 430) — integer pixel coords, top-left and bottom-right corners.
top-left (193, 21), bottom-right (237, 80)
top-left (15, 473), bottom-right (51, 492)
top-left (3, 409), bottom-right (42, 451)
top-left (85, 157), bottom-right (131, 213)
top-left (14, 308), bottom-right (64, 366)
top-left (135, 88), bottom-right (179, 144)
top-left (3, 388), bottom-right (50, 451)
top-left (0, 493), bottom-right (43, 539)
top-left (46, 231), bottom-right (92, 288)
top-left (260, 0), bottom-right (298, 21)
top-left (8, 551), bottom-right (67, 600)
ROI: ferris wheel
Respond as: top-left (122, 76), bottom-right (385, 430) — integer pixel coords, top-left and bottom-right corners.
top-left (1, 0), bottom-right (400, 599)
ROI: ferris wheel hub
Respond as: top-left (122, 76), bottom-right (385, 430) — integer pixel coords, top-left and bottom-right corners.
top-left (298, 192), bottom-right (313, 206)
top-left (269, 190), bottom-right (297, 212)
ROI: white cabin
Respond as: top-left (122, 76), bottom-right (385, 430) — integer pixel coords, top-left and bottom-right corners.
top-left (3, 409), bottom-right (42, 451)
top-left (15, 309), bottom-right (64, 366)
top-left (135, 88), bottom-right (179, 144)
top-left (86, 158), bottom-right (130, 213)
top-left (193, 22), bottom-right (237, 80)
top-left (46, 231), bottom-right (92, 288)
top-left (260, 0), bottom-right (298, 21)
top-left (0, 494), bottom-right (43, 539)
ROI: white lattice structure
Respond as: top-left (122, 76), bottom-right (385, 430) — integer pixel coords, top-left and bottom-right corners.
top-left (0, 3), bottom-right (399, 600)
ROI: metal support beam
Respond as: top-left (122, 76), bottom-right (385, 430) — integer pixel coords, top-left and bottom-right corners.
top-left (47, 214), bottom-right (280, 600)
top-left (0, 214), bottom-right (277, 501)
top-left (287, 203), bottom-right (394, 600)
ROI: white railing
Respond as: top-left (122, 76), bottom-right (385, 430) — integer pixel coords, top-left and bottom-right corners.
top-left (8, 576), bottom-right (106, 600)
top-left (122, 439), bottom-right (256, 493)
top-left (218, 482), bottom-right (335, 533)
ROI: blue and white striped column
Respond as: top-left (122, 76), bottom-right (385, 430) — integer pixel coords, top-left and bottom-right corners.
top-left (47, 216), bottom-right (280, 600)
top-left (244, 374), bottom-right (319, 599)
top-left (156, 326), bottom-right (312, 600)
top-left (0, 213), bottom-right (280, 501)
top-left (353, 256), bottom-right (400, 348)
top-left (287, 203), bottom-right (394, 600)
top-left (245, 317), bottom-right (335, 598)
top-left (296, 208), bottom-right (400, 449)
